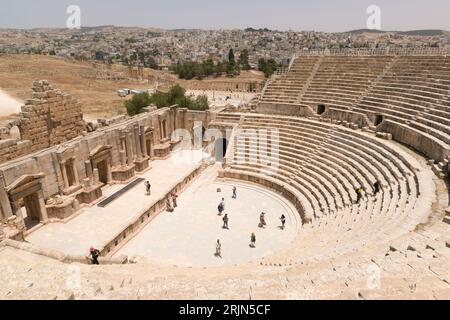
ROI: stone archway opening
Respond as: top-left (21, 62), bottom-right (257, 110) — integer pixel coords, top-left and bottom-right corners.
top-left (317, 104), bottom-right (326, 115)
top-left (96, 160), bottom-right (109, 185)
top-left (89, 145), bottom-right (113, 186)
top-left (20, 193), bottom-right (42, 229)
top-left (10, 126), bottom-right (21, 140)
top-left (6, 173), bottom-right (48, 230)
top-left (215, 138), bottom-right (229, 162)
top-left (374, 114), bottom-right (384, 126)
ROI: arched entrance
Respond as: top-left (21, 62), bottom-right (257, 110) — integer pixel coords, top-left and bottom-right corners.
top-left (6, 173), bottom-right (48, 230)
top-left (317, 104), bottom-right (326, 115)
top-left (215, 138), bottom-right (229, 162)
top-left (374, 114), bottom-right (384, 126)
top-left (90, 145), bottom-right (113, 185)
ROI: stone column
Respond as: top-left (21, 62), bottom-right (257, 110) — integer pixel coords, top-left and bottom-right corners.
top-left (120, 134), bottom-right (127, 153)
top-left (140, 126), bottom-right (147, 158)
top-left (85, 160), bottom-right (93, 181)
top-left (60, 162), bottom-right (69, 189)
top-left (134, 125), bottom-right (142, 160)
top-left (72, 158), bottom-right (80, 185)
top-left (119, 150), bottom-right (127, 168)
top-left (37, 190), bottom-right (48, 222)
top-left (0, 174), bottom-right (13, 220)
top-left (125, 130), bottom-right (133, 166)
top-left (106, 158), bottom-right (113, 183)
top-left (93, 168), bottom-right (100, 184)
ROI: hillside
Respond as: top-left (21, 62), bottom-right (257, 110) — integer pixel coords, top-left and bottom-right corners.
top-left (0, 55), bottom-right (263, 121)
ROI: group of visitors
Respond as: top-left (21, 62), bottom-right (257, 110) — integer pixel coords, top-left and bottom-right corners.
top-left (355, 181), bottom-right (382, 204)
top-left (215, 186), bottom-right (288, 259)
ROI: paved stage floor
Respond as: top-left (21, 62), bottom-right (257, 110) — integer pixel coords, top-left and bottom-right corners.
top-left (115, 165), bottom-right (300, 267)
top-left (26, 150), bottom-right (205, 256)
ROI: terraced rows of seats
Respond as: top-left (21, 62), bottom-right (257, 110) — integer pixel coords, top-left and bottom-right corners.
top-left (261, 54), bottom-right (450, 163)
top-left (220, 113), bottom-right (430, 263)
top-left (352, 56), bottom-right (450, 161)
top-left (300, 56), bottom-right (394, 109)
top-left (262, 56), bottom-right (320, 104)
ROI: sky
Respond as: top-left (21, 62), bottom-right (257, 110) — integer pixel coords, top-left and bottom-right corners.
top-left (1, 0), bottom-right (449, 32)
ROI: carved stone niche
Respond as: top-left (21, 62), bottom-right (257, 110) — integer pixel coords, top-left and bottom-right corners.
top-left (89, 145), bottom-right (113, 185)
top-left (56, 146), bottom-right (82, 195)
top-left (5, 173), bottom-right (48, 230)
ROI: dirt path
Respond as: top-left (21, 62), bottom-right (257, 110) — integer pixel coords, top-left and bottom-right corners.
top-left (0, 89), bottom-right (22, 116)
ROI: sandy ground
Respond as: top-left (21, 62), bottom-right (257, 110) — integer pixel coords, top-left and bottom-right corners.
top-left (0, 89), bottom-right (22, 116)
top-left (116, 166), bottom-right (299, 267)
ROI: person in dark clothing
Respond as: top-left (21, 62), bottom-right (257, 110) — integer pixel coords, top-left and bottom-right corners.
top-left (89, 247), bottom-right (100, 265)
top-left (218, 198), bottom-right (225, 215)
top-left (280, 214), bottom-right (286, 230)
top-left (250, 233), bottom-right (256, 248)
top-left (145, 181), bottom-right (151, 195)
top-left (259, 212), bottom-right (267, 228)
top-left (232, 186), bottom-right (237, 199)
top-left (222, 214), bottom-right (229, 229)
top-left (373, 181), bottom-right (381, 195)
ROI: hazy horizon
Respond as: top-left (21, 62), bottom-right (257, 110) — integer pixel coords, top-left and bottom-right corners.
top-left (1, 0), bottom-right (450, 33)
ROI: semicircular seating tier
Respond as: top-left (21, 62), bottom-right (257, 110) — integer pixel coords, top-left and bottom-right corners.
top-left (260, 55), bottom-right (450, 164)
top-left (215, 113), bottom-right (433, 264)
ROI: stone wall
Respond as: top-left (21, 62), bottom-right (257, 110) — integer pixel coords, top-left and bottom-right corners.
top-left (0, 105), bottom-right (212, 223)
top-left (0, 81), bottom-right (85, 164)
top-left (20, 80), bottom-right (85, 150)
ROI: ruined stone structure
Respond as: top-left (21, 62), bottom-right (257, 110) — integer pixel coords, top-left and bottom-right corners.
top-left (0, 81), bottom-right (85, 163)
top-left (0, 82), bottom-right (212, 235)
top-left (1, 50), bottom-right (450, 299)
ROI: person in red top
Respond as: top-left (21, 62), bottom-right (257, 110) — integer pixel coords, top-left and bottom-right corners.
top-left (89, 247), bottom-right (100, 265)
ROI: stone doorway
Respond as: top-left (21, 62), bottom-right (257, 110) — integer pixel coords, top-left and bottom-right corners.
top-left (374, 114), bottom-right (384, 126)
top-left (6, 173), bottom-right (48, 230)
top-left (89, 145), bottom-right (113, 186)
top-left (97, 160), bottom-right (109, 185)
top-left (21, 193), bottom-right (42, 229)
top-left (215, 138), bottom-right (229, 162)
top-left (317, 104), bottom-right (326, 115)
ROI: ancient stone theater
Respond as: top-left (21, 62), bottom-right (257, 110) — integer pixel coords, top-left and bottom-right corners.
top-left (1, 48), bottom-right (450, 299)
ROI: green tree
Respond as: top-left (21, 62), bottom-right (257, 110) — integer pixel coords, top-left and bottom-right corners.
top-left (239, 49), bottom-right (251, 70)
top-left (168, 84), bottom-right (186, 104)
top-left (228, 48), bottom-right (235, 66)
top-left (125, 92), bottom-right (151, 116)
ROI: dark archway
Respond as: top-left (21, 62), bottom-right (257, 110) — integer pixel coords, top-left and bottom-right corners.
top-left (215, 138), bottom-right (229, 162)
top-left (317, 104), bottom-right (326, 115)
top-left (374, 114), bottom-right (384, 126)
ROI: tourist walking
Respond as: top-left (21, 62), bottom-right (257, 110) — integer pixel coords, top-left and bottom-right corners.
top-left (171, 192), bottom-right (178, 208)
top-left (373, 181), bottom-right (381, 195)
top-left (215, 239), bottom-right (222, 258)
top-left (250, 233), bottom-right (256, 248)
top-left (218, 198), bottom-right (225, 215)
top-left (89, 247), bottom-right (100, 265)
top-left (355, 187), bottom-right (364, 204)
top-left (145, 181), bottom-right (151, 195)
top-left (222, 213), bottom-right (229, 229)
top-left (232, 186), bottom-right (237, 199)
top-left (280, 214), bottom-right (286, 230)
top-left (259, 212), bottom-right (267, 228)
